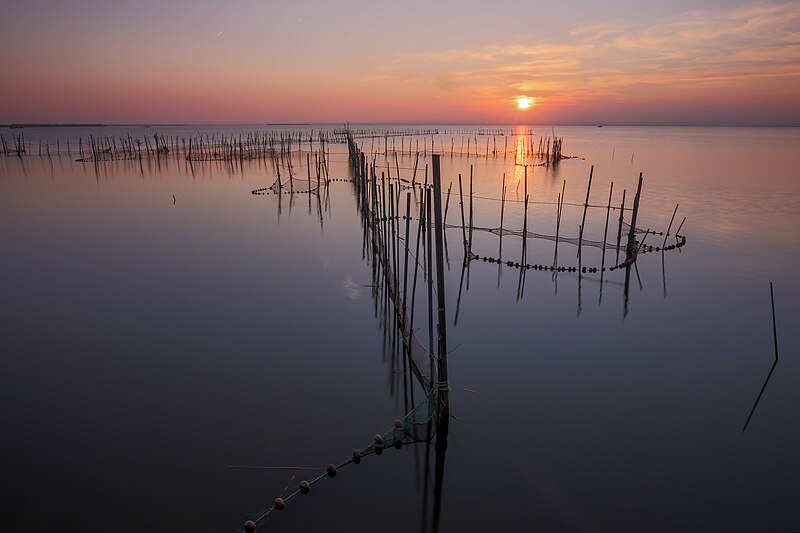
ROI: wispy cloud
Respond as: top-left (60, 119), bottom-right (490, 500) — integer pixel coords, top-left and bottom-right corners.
top-left (361, 1), bottom-right (800, 110)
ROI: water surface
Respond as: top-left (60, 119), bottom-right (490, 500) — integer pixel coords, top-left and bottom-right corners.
top-left (1, 125), bottom-right (798, 532)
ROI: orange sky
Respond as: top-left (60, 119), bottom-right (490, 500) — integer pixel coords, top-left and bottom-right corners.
top-left (1, 0), bottom-right (798, 125)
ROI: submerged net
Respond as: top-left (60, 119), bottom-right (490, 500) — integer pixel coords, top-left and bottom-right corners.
top-left (251, 177), bottom-right (324, 196)
top-left (238, 393), bottom-right (440, 532)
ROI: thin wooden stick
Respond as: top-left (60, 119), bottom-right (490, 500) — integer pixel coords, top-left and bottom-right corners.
top-left (662, 204), bottom-right (679, 248)
top-left (601, 182), bottom-right (614, 272)
top-left (742, 283), bottom-right (780, 433)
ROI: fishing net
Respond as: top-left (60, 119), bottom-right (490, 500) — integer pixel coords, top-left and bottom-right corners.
top-left (238, 393), bottom-right (440, 532)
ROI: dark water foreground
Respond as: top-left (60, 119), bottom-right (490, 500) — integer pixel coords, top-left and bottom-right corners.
top-left (1, 125), bottom-right (799, 532)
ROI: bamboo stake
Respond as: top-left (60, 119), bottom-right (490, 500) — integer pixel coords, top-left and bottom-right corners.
top-left (674, 217), bottom-right (686, 241)
top-left (409, 191), bottom-right (425, 341)
top-left (499, 175), bottom-right (506, 258)
top-left (577, 165), bottom-right (594, 263)
top-left (616, 189), bottom-right (627, 265)
top-left (662, 204), bottom-right (679, 249)
top-left (601, 182), bottom-right (614, 272)
top-left (626, 173), bottom-right (644, 260)
top-left (443, 182), bottom-right (452, 226)
top-left (457, 174), bottom-right (467, 254)
top-left (432, 154), bottom-right (449, 405)
top-left (402, 192), bottom-right (412, 330)
top-left (553, 180), bottom-right (565, 268)
top-left (468, 165), bottom-right (474, 255)
top-left (426, 186), bottom-right (435, 381)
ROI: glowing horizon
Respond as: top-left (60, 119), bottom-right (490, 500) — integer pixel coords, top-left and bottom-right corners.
top-left (1, 0), bottom-right (798, 126)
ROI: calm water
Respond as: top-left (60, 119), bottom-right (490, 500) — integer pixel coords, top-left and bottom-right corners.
top-left (1, 125), bottom-right (799, 532)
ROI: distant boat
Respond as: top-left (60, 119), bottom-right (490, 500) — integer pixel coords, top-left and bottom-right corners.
top-left (597, 125), bottom-right (603, 128)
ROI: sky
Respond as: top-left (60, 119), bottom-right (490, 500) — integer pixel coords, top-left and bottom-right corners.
top-left (0, 0), bottom-right (798, 125)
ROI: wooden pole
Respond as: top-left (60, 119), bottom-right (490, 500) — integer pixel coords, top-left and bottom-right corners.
top-left (395, 151), bottom-right (401, 183)
top-left (577, 165), bottom-right (594, 264)
top-left (389, 184), bottom-right (398, 298)
top-left (402, 192), bottom-right (412, 330)
top-left (675, 217), bottom-right (686, 240)
top-left (426, 186), bottom-right (435, 382)
top-left (662, 204), bottom-right (679, 249)
top-left (626, 173), bottom-right (644, 260)
top-left (457, 174), bottom-right (467, 253)
top-left (616, 189), bottom-right (627, 265)
top-left (553, 180), bottom-right (565, 267)
top-left (443, 182), bottom-right (453, 226)
top-left (601, 182), bottom-right (614, 272)
top-left (499, 175), bottom-right (506, 258)
top-left (381, 173), bottom-right (389, 272)
top-left (522, 166), bottom-right (528, 263)
top-left (409, 191), bottom-right (426, 341)
top-left (306, 153), bottom-right (311, 192)
top-left (468, 165), bottom-right (474, 255)
top-left (432, 154), bottom-right (449, 407)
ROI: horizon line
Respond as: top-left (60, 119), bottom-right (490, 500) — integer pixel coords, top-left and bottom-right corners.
top-left (1, 122), bottom-right (798, 128)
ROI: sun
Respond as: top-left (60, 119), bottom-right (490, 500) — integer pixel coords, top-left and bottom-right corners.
top-left (516, 96), bottom-right (535, 110)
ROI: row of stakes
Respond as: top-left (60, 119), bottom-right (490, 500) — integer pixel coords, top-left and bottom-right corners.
top-left (249, 176), bottom-right (686, 265)
top-left (241, 420), bottom-right (409, 533)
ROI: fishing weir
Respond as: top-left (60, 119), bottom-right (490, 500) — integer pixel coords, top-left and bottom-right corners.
top-left (232, 129), bottom-right (688, 531)
top-left (235, 136), bottom-right (456, 533)
top-left (2, 124), bottom-right (691, 531)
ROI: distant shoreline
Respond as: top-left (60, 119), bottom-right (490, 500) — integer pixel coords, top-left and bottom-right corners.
top-left (1, 122), bottom-right (796, 129)
top-left (2, 124), bottom-right (106, 129)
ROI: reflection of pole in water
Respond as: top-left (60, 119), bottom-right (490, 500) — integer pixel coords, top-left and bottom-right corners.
top-left (421, 420), bottom-right (433, 533)
top-left (553, 180), bottom-right (565, 268)
top-left (615, 189), bottom-right (626, 265)
top-left (277, 185), bottom-right (283, 224)
top-left (634, 260), bottom-right (643, 292)
top-left (742, 282), bottom-right (780, 433)
top-left (315, 182), bottom-right (324, 231)
top-left (516, 260), bottom-right (526, 301)
top-left (623, 264), bottom-right (631, 319)
top-left (431, 412), bottom-right (450, 533)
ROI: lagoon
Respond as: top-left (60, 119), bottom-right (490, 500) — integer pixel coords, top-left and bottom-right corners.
top-left (1, 125), bottom-right (799, 532)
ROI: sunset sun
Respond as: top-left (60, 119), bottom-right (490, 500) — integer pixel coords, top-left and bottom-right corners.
top-left (516, 96), bottom-right (535, 110)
